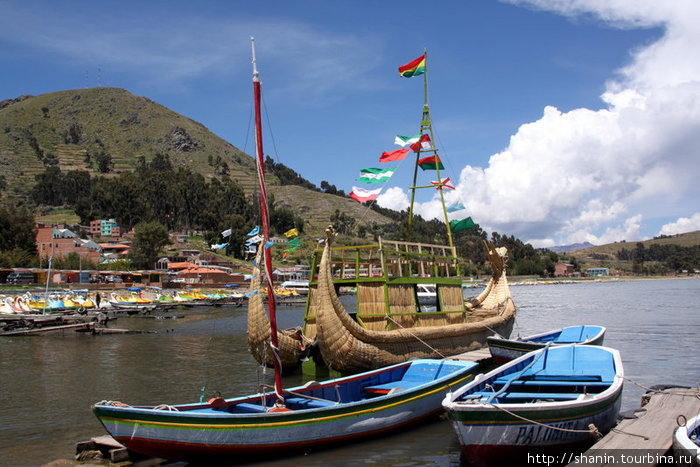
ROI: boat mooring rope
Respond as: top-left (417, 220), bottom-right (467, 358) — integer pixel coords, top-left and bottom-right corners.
top-left (610, 426), bottom-right (649, 440)
top-left (485, 401), bottom-right (603, 438)
top-left (622, 377), bottom-right (700, 398)
top-left (385, 315), bottom-right (446, 358)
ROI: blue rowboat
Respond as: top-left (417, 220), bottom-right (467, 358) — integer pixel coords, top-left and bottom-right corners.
top-left (487, 325), bottom-right (606, 363)
top-left (93, 358), bottom-right (477, 462)
top-left (442, 344), bottom-right (623, 466)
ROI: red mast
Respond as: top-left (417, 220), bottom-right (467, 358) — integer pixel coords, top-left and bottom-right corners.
top-left (251, 37), bottom-right (284, 402)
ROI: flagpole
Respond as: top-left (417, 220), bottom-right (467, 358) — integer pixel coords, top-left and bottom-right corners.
top-left (406, 49), bottom-right (427, 242)
top-left (405, 49), bottom-right (454, 248)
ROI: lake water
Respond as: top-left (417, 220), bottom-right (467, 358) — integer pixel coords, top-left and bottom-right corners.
top-left (1, 278), bottom-right (698, 466)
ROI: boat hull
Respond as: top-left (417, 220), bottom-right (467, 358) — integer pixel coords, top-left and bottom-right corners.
top-left (94, 359), bottom-right (477, 461)
top-left (448, 391), bottom-right (621, 466)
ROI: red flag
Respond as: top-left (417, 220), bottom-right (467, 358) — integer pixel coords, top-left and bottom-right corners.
top-left (431, 177), bottom-right (455, 190)
top-left (379, 148), bottom-right (410, 162)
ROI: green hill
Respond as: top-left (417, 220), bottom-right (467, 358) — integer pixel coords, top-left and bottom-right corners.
top-left (0, 87), bottom-right (391, 235)
top-left (569, 230), bottom-right (700, 258)
top-left (566, 230), bottom-right (700, 273)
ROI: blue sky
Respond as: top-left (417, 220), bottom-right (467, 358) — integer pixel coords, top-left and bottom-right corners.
top-left (2, 0), bottom-right (699, 247)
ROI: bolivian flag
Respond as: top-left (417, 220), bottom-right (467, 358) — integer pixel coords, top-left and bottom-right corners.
top-left (398, 54), bottom-right (426, 78)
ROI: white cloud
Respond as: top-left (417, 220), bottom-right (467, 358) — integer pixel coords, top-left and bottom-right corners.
top-left (659, 213), bottom-right (700, 236)
top-left (439, 0), bottom-right (700, 246)
top-left (376, 187), bottom-right (409, 211)
top-left (596, 214), bottom-right (643, 244)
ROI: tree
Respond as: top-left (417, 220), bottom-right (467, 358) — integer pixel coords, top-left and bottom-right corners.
top-left (129, 221), bottom-right (171, 269)
top-left (0, 206), bottom-right (37, 267)
top-left (330, 209), bottom-right (356, 235)
top-left (32, 166), bottom-right (64, 205)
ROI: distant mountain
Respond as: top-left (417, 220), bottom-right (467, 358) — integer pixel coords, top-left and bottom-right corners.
top-left (570, 230), bottom-right (700, 259)
top-left (548, 242), bottom-right (596, 253)
top-left (0, 87), bottom-right (392, 234)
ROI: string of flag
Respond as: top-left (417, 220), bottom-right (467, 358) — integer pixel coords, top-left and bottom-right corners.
top-left (346, 53), bottom-right (477, 234)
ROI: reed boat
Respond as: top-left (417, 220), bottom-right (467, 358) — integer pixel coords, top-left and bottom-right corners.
top-left (309, 227), bottom-right (515, 373)
top-left (247, 50), bottom-right (516, 373)
top-left (248, 226), bottom-right (516, 374)
top-left (247, 248), bottom-right (312, 371)
top-left (487, 324), bottom-right (606, 363)
top-left (442, 344), bottom-right (623, 466)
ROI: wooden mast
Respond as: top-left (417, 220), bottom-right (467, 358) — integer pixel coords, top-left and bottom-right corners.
top-left (406, 49), bottom-right (455, 248)
top-left (250, 37), bottom-right (284, 403)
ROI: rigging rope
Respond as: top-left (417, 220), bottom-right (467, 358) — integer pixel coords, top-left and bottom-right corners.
top-left (385, 315), bottom-right (446, 358)
top-left (623, 377), bottom-right (700, 398)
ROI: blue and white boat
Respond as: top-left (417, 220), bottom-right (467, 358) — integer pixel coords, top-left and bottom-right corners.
top-left (442, 344), bottom-right (623, 466)
top-left (487, 325), bottom-right (606, 363)
top-left (93, 358), bottom-right (477, 461)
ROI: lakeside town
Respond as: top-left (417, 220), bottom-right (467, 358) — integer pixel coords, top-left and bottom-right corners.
top-left (4, 218), bottom-right (697, 292)
top-left (2, 218), bottom-right (308, 289)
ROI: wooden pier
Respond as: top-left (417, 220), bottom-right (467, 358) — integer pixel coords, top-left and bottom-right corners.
top-left (568, 386), bottom-right (700, 466)
top-left (446, 347), bottom-right (493, 364)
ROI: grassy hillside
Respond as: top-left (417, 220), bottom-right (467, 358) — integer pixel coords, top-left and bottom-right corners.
top-left (0, 88), bottom-right (257, 198)
top-left (1, 88), bottom-right (393, 233)
top-left (569, 230), bottom-right (700, 259)
top-left (565, 230), bottom-right (700, 272)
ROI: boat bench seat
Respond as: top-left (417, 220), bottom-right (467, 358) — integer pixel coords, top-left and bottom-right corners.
top-left (232, 402), bottom-right (268, 413)
top-left (284, 397), bottom-right (336, 409)
top-left (498, 391), bottom-right (582, 401)
top-left (553, 326), bottom-right (586, 343)
top-left (493, 379), bottom-right (610, 388)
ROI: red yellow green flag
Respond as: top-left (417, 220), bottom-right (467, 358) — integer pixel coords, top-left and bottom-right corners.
top-left (398, 54), bottom-right (426, 78)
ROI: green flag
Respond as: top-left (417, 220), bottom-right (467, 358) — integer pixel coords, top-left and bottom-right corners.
top-left (287, 237), bottom-right (300, 247)
top-left (450, 217), bottom-right (476, 233)
top-left (356, 167), bottom-right (396, 184)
